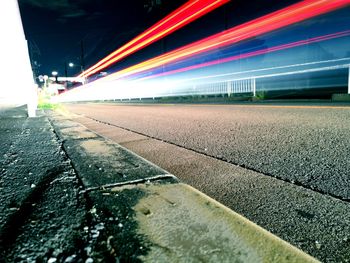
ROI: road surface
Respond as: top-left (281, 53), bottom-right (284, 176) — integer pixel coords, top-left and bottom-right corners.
top-left (62, 102), bottom-right (350, 262)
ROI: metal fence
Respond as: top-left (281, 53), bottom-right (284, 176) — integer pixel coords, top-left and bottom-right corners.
top-left (188, 78), bottom-right (256, 97)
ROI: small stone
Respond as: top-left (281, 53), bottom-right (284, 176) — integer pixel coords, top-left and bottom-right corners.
top-left (31, 184), bottom-right (36, 188)
top-left (118, 223), bottom-right (123, 228)
top-left (95, 223), bottom-right (104, 230)
top-left (64, 255), bottom-right (76, 263)
top-left (48, 258), bottom-right (57, 263)
top-left (315, 241), bottom-right (321, 249)
top-left (107, 236), bottom-right (114, 249)
top-left (90, 207), bottom-right (97, 214)
top-left (92, 231), bottom-right (99, 238)
top-left (85, 258), bottom-right (93, 263)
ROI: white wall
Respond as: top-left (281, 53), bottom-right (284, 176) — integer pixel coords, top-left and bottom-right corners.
top-left (0, 0), bottom-right (36, 116)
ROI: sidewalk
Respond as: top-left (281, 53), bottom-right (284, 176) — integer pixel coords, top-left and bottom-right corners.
top-left (0, 106), bottom-right (318, 262)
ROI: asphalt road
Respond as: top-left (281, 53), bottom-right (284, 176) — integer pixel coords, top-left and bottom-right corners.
top-left (63, 102), bottom-right (350, 262)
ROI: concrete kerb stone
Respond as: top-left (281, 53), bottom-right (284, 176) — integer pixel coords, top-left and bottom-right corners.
top-left (50, 116), bottom-right (175, 189)
top-left (49, 110), bottom-right (319, 262)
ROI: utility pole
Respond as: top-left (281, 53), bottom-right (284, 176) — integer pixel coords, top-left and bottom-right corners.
top-left (64, 62), bottom-right (68, 78)
top-left (64, 62), bottom-right (68, 88)
top-left (80, 40), bottom-right (85, 73)
top-left (80, 40), bottom-right (86, 85)
top-left (80, 40), bottom-right (86, 84)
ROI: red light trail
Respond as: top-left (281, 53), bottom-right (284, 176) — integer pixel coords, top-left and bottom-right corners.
top-left (79, 0), bottom-right (229, 79)
top-left (99, 0), bottom-right (349, 83)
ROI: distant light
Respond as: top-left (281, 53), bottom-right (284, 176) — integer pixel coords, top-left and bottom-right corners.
top-left (52, 71), bottom-right (58, 76)
top-left (69, 62), bottom-right (74, 67)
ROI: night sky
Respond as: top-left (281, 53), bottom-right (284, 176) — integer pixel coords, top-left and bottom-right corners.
top-left (18, 0), bottom-right (300, 79)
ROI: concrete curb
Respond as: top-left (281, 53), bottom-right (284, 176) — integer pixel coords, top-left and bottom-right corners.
top-left (50, 110), bottom-right (319, 262)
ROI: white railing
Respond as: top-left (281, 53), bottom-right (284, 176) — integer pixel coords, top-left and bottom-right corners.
top-left (187, 78), bottom-right (256, 97)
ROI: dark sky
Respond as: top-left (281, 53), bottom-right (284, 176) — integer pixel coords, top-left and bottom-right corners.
top-left (18, 0), bottom-right (299, 78)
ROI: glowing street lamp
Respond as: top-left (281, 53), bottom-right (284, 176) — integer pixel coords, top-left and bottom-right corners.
top-left (51, 71), bottom-right (59, 84)
top-left (65, 62), bottom-right (81, 86)
top-left (65, 62), bottom-right (75, 79)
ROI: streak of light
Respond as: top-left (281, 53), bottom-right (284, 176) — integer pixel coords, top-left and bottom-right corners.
top-left (172, 57), bottom-right (350, 84)
top-left (203, 63), bottom-right (350, 83)
top-left (99, 0), bottom-right (350, 83)
top-left (79, 0), bottom-right (229, 78)
top-left (53, 62), bottom-right (349, 103)
top-left (136, 30), bottom-right (350, 81)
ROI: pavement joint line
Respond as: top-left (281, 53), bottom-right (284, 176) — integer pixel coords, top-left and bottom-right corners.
top-left (81, 113), bottom-right (350, 204)
top-left (80, 174), bottom-right (177, 193)
top-left (46, 116), bottom-right (88, 191)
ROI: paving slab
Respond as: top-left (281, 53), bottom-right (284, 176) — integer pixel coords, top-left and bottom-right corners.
top-left (85, 182), bottom-right (319, 263)
top-left (50, 115), bottom-right (172, 189)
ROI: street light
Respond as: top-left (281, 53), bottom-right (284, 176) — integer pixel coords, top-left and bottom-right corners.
top-left (66, 61), bottom-right (86, 85)
top-left (65, 61), bottom-right (80, 75)
top-left (65, 61), bottom-right (79, 86)
top-left (52, 71), bottom-right (58, 84)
